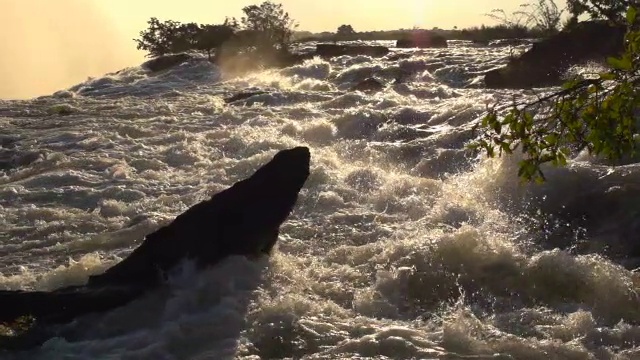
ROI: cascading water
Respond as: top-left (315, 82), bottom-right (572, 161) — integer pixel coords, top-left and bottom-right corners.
top-left (1, 41), bottom-right (640, 359)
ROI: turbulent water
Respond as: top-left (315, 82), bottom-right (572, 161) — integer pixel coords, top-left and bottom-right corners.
top-left (2, 40), bottom-right (640, 359)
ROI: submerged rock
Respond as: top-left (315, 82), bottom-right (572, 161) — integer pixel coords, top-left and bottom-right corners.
top-left (484, 21), bottom-right (626, 89)
top-left (224, 91), bottom-right (269, 104)
top-left (0, 147), bottom-right (311, 348)
top-left (350, 78), bottom-right (385, 93)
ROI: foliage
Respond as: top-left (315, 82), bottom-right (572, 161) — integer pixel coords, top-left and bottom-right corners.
top-left (240, 1), bottom-right (298, 51)
top-left (486, 8), bottom-right (534, 30)
top-left (195, 20), bottom-right (237, 59)
top-left (134, 18), bottom-right (185, 57)
top-left (470, 6), bottom-right (640, 183)
top-left (336, 24), bottom-right (356, 37)
top-left (294, 25), bottom-right (550, 44)
top-left (486, 0), bottom-right (564, 36)
top-left (134, 2), bottom-right (297, 59)
top-left (521, 0), bottom-right (565, 34)
top-left (566, 0), bottom-right (631, 22)
top-left (456, 24), bottom-right (537, 42)
top-left (134, 17), bottom-right (236, 59)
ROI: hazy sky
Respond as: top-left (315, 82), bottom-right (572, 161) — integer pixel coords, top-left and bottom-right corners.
top-left (0, 0), bottom-right (567, 99)
top-left (97, 0), bottom-right (567, 34)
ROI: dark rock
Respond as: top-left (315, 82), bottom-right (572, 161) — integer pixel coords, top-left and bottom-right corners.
top-left (0, 285), bottom-right (148, 327)
top-left (315, 44), bottom-right (390, 58)
top-left (392, 67), bottom-right (416, 84)
top-left (484, 21), bottom-right (626, 89)
top-left (215, 49), bottom-right (315, 77)
top-left (386, 52), bottom-right (413, 62)
top-left (396, 34), bottom-right (448, 48)
top-left (0, 150), bottom-right (44, 172)
top-left (224, 91), bottom-right (269, 104)
top-left (350, 78), bottom-right (385, 93)
top-left (90, 146), bottom-right (310, 287)
top-left (142, 53), bottom-right (195, 73)
top-left (488, 39), bottom-right (532, 47)
top-left (280, 52), bottom-right (316, 66)
top-left (532, 180), bottom-right (640, 269)
top-left (0, 135), bottom-right (19, 149)
top-left (0, 147), bottom-right (311, 345)
top-left (140, 45), bottom-right (388, 77)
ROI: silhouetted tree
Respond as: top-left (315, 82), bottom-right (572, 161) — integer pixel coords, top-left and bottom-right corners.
top-left (195, 21), bottom-right (237, 60)
top-left (134, 18), bottom-right (183, 57)
top-left (336, 24), bottom-right (356, 36)
top-left (171, 22), bottom-right (201, 53)
top-left (134, 17), bottom-right (238, 59)
top-left (240, 1), bottom-right (298, 51)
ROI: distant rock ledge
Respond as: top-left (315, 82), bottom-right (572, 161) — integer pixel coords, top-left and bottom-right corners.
top-left (396, 34), bottom-right (448, 48)
top-left (484, 21), bottom-right (626, 89)
top-left (141, 44), bottom-right (393, 74)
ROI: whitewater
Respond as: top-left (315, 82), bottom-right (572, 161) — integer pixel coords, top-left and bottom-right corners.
top-left (1, 40), bottom-right (640, 359)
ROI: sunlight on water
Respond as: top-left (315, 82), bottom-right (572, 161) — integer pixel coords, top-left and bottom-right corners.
top-left (1, 42), bottom-right (640, 359)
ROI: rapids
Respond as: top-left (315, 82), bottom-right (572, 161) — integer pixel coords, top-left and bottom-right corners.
top-left (1, 40), bottom-right (640, 359)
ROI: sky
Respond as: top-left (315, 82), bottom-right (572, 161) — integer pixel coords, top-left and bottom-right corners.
top-left (0, 0), bottom-right (567, 99)
top-left (96, 0), bottom-right (558, 34)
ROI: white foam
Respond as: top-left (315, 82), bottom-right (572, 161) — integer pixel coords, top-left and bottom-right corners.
top-left (1, 41), bottom-right (639, 359)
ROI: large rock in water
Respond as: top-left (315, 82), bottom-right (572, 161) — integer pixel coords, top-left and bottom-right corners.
top-left (396, 34), bottom-right (448, 48)
top-left (141, 53), bottom-right (195, 73)
top-left (315, 44), bottom-right (390, 58)
top-left (0, 147), bottom-right (310, 345)
top-left (484, 21), bottom-right (626, 89)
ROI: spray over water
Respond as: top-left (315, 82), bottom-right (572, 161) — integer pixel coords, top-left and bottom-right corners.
top-left (0, 0), bottom-right (143, 100)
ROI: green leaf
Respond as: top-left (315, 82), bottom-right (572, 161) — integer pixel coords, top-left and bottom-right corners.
top-left (607, 56), bottom-right (632, 70)
top-left (493, 121), bottom-right (501, 134)
top-left (628, 7), bottom-right (637, 25)
top-left (562, 78), bottom-right (579, 90)
top-left (500, 142), bottom-right (512, 155)
top-left (557, 152), bottom-right (567, 166)
top-left (544, 134), bottom-right (558, 145)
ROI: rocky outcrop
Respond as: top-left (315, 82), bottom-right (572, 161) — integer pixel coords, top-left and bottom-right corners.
top-left (484, 21), bottom-right (626, 89)
top-left (396, 34), bottom-right (448, 48)
top-left (141, 53), bottom-right (194, 73)
top-left (88, 146), bottom-right (310, 287)
top-left (140, 44), bottom-right (394, 76)
top-left (0, 147), bottom-right (310, 346)
top-left (315, 44), bottom-right (390, 58)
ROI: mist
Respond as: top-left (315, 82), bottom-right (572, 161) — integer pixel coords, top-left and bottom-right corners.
top-left (0, 0), bottom-right (145, 100)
